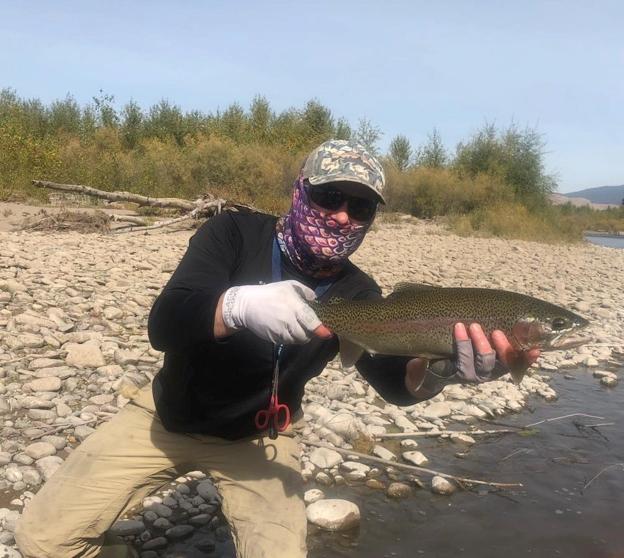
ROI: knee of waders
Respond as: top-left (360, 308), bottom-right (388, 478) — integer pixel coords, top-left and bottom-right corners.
top-left (14, 512), bottom-right (49, 558)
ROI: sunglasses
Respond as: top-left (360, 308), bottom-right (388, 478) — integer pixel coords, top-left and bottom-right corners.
top-left (306, 185), bottom-right (378, 222)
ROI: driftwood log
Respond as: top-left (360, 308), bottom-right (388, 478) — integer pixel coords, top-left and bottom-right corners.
top-left (32, 179), bottom-right (264, 234)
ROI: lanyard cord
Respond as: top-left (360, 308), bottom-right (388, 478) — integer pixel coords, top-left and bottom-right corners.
top-left (271, 235), bottom-right (334, 364)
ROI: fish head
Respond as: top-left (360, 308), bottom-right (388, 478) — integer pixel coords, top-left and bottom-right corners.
top-left (511, 307), bottom-right (590, 351)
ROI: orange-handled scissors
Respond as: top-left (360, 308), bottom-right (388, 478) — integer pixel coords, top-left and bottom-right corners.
top-left (255, 348), bottom-right (291, 439)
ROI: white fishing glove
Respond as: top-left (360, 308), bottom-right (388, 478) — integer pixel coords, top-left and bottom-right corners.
top-left (221, 280), bottom-right (322, 344)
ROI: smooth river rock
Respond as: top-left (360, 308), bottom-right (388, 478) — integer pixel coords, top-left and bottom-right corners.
top-left (306, 499), bottom-right (360, 531)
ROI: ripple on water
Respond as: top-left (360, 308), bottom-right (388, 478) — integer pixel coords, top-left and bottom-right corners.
top-left (309, 366), bottom-right (624, 558)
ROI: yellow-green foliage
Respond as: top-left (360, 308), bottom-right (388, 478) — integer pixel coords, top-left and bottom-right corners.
top-left (448, 203), bottom-right (583, 242)
top-left (384, 165), bottom-right (513, 218)
top-left (0, 123), bottom-right (62, 201)
top-left (0, 127), bottom-right (302, 213)
top-left (448, 203), bottom-right (624, 242)
top-left (2, 88), bottom-right (623, 243)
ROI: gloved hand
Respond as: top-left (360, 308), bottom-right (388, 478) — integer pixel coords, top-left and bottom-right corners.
top-left (405, 323), bottom-right (540, 396)
top-left (221, 280), bottom-right (325, 344)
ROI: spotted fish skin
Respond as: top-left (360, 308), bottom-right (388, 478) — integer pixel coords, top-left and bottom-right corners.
top-left (311, 285), bottom-right (589, 361)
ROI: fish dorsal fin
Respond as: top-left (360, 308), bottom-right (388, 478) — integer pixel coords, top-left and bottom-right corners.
top-left (388, 282), bottom-right (438, 299)
top-left (338, 336), bottom-right (365, 368)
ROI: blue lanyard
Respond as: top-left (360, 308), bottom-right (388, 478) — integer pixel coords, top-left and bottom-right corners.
top-left (271, 236), bottom-right (334, 363)
top-left (271, 236), bottom-right (334, 298)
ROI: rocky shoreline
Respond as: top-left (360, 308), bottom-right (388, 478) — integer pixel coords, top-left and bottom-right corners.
top-left (0, 215), bottom-right (622, 557)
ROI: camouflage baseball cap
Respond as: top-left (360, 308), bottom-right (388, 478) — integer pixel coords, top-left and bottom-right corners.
top-left (301, 139), bottom-right (386, 203)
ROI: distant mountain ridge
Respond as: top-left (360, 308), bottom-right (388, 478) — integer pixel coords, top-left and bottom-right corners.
top-left (562, 185), bottom-right (624, 205)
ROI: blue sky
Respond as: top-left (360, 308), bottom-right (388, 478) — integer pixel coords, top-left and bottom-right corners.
top-left (1, 1), bottom-right (622, 192)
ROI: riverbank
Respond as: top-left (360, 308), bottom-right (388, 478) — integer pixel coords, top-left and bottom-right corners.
top-left (0, 213), bottom-right (622, 556)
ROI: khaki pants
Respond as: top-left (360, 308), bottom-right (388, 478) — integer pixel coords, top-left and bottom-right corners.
top-left (15, 385), bottom-right (307, 558)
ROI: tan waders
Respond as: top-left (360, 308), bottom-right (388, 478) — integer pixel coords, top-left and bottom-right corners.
top-left (15, 385), bottom-right (307, 558)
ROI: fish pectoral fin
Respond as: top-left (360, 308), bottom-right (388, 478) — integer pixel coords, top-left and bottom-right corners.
top-left (338, 336), bottom-right (366, 368)
top-left (388, 282), bottom-right (438, 298)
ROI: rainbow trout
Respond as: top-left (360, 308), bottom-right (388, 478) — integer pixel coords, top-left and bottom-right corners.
top-left (311, 283), bottom-right (589, 382)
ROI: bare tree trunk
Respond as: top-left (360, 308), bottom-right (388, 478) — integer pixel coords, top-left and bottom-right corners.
top-left (32, 180), bottom-right (196, 210)
top-left (31, 179), bottom-right (267, 234)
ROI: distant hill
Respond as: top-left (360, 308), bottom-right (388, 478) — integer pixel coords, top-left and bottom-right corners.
top-left (562, 185), bottom-right (624, 205)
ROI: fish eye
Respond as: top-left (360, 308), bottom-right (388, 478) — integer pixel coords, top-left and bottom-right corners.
top-left (552, 318), bottom-right (568, 330)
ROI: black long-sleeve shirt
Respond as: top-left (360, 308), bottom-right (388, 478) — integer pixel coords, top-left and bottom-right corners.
top-left (148, 211), bottom-right (422, 439)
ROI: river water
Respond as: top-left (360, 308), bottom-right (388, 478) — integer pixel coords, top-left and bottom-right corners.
top-left (584, 235), bottom-right (624, 249)
top-left (309, 367), bottom-right (624, 558)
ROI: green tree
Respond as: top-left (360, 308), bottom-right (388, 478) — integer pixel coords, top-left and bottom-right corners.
top-left (388, 134), bottom-right (412, 171)
top-left (49, 95), bottom-right (82, 135)
top-left (92, 90), bottom-right (118, 128)
top-left (354, 118), bottom-right (382, 155)
top-left (249, 95), bottom-right (273, 143)
top-left (219, 102), bottom-right (247, 142)
top-left (121, 100), bottom-right (143, 149)
top-left (334, 118), bottom-right (351, 140)
top-left (301, 100), bottom-right (334, 144)
top-left (145, 99), bottom-right (185, 145)
top-left (454, 123), bottom-right (556, 200)
top-left (416, 128), bottom-right (447, 168)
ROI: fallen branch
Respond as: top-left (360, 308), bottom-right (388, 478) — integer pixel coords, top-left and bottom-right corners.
top-left (32, 180), bottom-right (195, 211)
top-left (582, 463), bottom-right (624, 492)
top-left (28, 418), bottom-right (101, 440)
top-left (32, 179), bottom-right (267, 234)
top-left (110, 214), bottom-right (148, 226)
top-left (376, 428), bottom-right (515, 439)
top-left (112, 213), bottom-right (194, 234)
top-left (499, 448), bottom-right (533, 462)
top-left (524, 413), bottom-right (604, 428)
top-left (301, 439), bottom-right (522, 488)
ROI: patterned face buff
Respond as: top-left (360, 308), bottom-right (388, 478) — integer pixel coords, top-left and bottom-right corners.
top-left (276, 177), bottom-right (373, 278)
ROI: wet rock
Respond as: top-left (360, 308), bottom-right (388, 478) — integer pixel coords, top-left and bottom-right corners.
top-left (386, 482), bottom-right (412, 499)
top-left (196, 480), bottom-right (219, 503)
top-left (450, 433), bottom-right (476, 446)
top-left (423, 402), bottom-right (452, 419)
top-left (141, 536), bottom-right (168, 550)
top-left (402, 451), bottom-right (429, 466)
top-left (164, 524), bottom-right (194, 539)
top-left (431, 475), bottom-right (456, 495)
top-left (146, 503), bottom-right (173, 518)
top-left (304, 489), bottom-right (325, 504)
top-left (109, 519), bottom-right (145, 536)
top-left (340, 461), bottom-right (370, 481)
top-left (306, 499), bottom-right (360, 531)
top-left (188, 514), bottom-right (212, 526)
top-left (314, 472), bottom-right (333, 486)
top-left (372, 445), bottom-right (396, 462)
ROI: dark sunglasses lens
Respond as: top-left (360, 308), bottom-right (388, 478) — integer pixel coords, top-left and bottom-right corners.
top-left (348, 198), bottom-right (377, 221)
top-left (308, 188), bottom-right (344, 210)
top-left (308, 186), bottom-right (377, 221)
